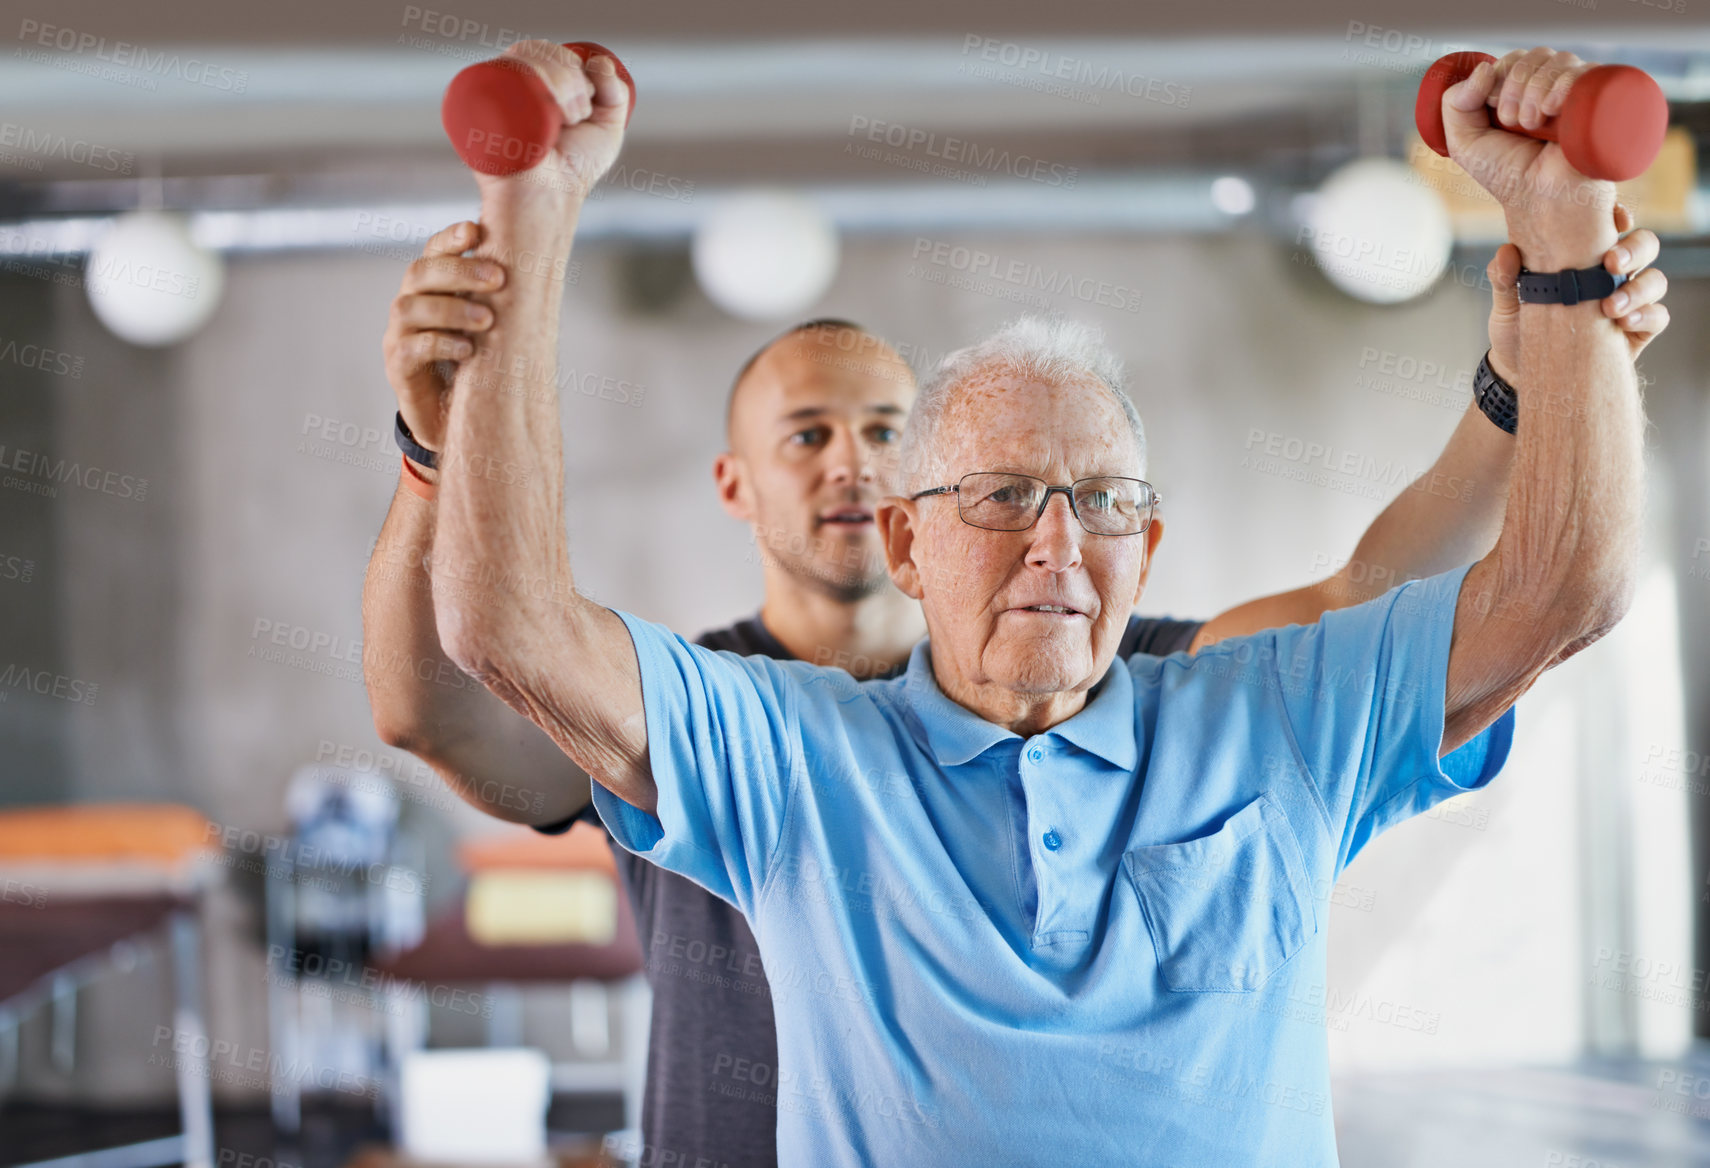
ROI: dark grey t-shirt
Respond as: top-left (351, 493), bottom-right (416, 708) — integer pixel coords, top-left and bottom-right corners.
top-left (549, 612), bottom-right (1203, 1168)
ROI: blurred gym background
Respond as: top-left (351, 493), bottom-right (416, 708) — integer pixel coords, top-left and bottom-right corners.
top-left (1, 1), bottom-right (1709, 1166)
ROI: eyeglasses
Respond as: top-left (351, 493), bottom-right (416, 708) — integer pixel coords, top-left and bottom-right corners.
top-left (910, 472), bottom-right (1160, 537)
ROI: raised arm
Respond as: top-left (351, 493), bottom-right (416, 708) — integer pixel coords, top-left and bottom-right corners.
top-left (1432, 48), bottom-right (1645, 752)
top-left (1192, 207), bottom-right (1665, 651)
top-left (424, 42), bottom-right (659, 813)
top-left (362, 220), bottom-right (595, 827)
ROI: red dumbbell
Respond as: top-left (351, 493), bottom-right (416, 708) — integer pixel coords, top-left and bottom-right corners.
top-left (1415, 51), bottom-right (1667, 182)
top-left (441, 41), bottom-right (635, 176)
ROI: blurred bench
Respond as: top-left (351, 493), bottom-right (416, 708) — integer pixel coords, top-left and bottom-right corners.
top-left (0, 804), bottom-right (218, 1168)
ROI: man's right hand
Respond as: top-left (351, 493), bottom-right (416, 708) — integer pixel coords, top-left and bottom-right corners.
top-left (473, 41), bottom-right (632, 212)
top-left (381, 220), bottom-right (505, 460)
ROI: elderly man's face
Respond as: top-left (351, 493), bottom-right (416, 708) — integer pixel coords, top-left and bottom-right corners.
top-left (881, 370), bottom-right (1163, 724)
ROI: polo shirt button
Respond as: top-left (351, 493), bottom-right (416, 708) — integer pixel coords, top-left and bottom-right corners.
top-left (1042, 829), bottom-right (1062, 851)
top-left (1028, 748), bottom-right (1044, 763)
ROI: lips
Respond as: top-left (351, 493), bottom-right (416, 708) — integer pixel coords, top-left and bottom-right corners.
top-left (1009, 602), bottom-right (1089, 617)
top-left (818, 506), bottom-right (874, 527)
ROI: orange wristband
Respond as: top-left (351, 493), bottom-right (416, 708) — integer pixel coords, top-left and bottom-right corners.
top-left (399, 453), bottom-right (438, 500)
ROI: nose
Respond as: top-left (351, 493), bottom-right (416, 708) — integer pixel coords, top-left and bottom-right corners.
top-left (824, 425), bottom-right (876, 487)
top-left (1025, 492), bottom-right (1083, 573)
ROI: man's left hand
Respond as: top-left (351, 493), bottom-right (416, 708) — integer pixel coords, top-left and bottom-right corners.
top-left (1487, 203), bottom-right (1669, 383)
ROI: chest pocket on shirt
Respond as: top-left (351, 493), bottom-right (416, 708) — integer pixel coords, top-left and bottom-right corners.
top-left (1123, 795), bottom-right (1316, 993)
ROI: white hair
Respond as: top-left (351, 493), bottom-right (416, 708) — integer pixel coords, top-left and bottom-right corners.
top-left (896, 316), bottom-right (1146, 494)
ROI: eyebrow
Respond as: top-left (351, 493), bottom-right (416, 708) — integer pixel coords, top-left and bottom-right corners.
top-left (778, 405), bottom-right (907, 424)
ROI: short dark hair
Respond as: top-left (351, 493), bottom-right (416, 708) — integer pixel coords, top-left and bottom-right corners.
top-left (725, 318), bottom-right (869, 438)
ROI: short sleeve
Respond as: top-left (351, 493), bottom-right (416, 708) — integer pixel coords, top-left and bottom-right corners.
top-left (528, 801), bottom-right (602, 836)
top-left (1262, 562), bottom-right (1515, 877)
top-left (591, 610), bottom-right (801, 917)
top-left (1121, 615), bottom-right (1206, 658)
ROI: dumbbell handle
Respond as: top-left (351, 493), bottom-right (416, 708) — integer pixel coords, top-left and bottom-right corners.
top-left (1414, 50), bottom-right (1668, 183)
top-left (441, 41), bottom-right (635, 177)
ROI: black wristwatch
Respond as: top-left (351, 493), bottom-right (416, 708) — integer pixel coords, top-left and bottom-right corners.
top-left (1473, 351), bottom-right (1518, 436)
top-left (394, 411), bottom-right (440, 470)
top-left (1516, 265), bottom-right (1626, 306)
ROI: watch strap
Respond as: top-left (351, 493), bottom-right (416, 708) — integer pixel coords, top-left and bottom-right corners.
top-left (1473, 350), bottom-right (1518, 436)
top-left (1516, 265), bottom-right (1626, 306)
top-left (394, 411), bottom-right (440, 470)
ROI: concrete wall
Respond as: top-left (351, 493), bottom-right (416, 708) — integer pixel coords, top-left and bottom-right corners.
top-left (2, 228), bottom-right (1699, 1102)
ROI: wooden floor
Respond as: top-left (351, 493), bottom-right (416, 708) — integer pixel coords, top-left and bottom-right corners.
top-left (1335, 1053), bottom-right (1710, 1167)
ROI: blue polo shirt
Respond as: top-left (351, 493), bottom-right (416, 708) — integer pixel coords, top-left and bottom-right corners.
top-left (594, 563), bottom-right (1514, 1165)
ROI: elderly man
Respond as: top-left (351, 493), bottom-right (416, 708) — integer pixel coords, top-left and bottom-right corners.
top-left (413, 44), bottom-right (1641, 1163)
top-left (373, 284), bottom-right (1658, 1168)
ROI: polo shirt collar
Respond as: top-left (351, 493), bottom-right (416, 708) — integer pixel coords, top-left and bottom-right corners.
top-left (901, 639), bottom-right (1138, 772)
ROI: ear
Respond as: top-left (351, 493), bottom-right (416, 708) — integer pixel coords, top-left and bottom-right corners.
top-left (1130, 515), bottom-right (1165, 607)
top-left (876, 495), bottom-right (923, 599)
top-left (713, 452), bottom-right (752, 523)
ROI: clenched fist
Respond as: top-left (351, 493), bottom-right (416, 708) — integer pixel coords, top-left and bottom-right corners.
top-left (474, 40), bottom-right (632, 206)
top-left (1443, 47), bottom-right (1620, 268)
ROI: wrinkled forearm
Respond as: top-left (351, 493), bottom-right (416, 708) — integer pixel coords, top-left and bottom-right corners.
top-left (1444, 232), bottom-right (1643, 745)
top-left (1493, 226), bottom-right (1642, 637)
top-left (363, 481), bottom-right (593, 825)
top-left (363, 480), bottom-right (458, 742)
top-left (431, 194), bottom-right (584, 674)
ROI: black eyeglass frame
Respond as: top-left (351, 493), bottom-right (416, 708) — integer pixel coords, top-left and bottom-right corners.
top-left (908, 472), bottom-right (1162, 537)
